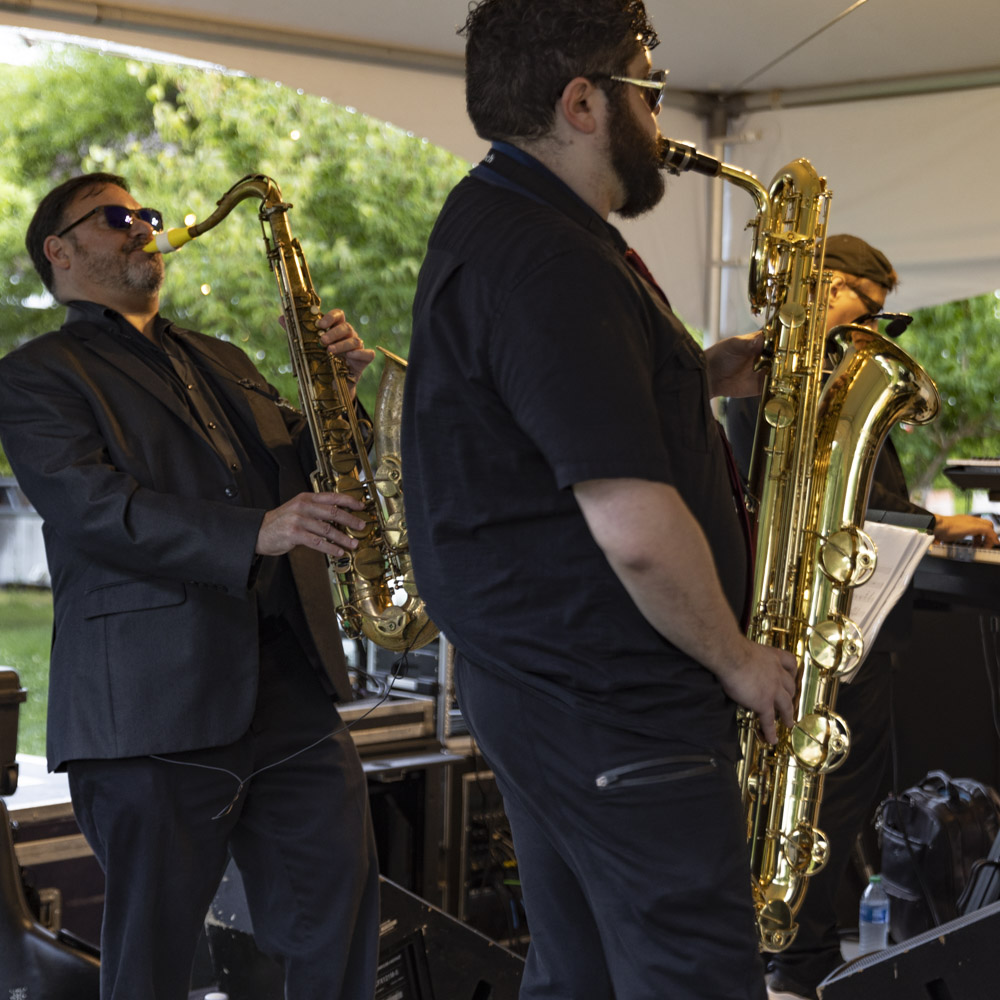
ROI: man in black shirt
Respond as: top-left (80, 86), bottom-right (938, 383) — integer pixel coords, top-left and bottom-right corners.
top-left (402, 2), bottom-right (797, 997)
top-left (0, 172), bottom-right (381, 999)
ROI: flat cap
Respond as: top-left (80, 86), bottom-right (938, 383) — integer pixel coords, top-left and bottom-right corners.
top-left (824, 234), bottom-right (896, 290)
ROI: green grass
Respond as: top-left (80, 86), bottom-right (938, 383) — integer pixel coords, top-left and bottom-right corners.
top-left (0, 587), bottom-right (52, 758)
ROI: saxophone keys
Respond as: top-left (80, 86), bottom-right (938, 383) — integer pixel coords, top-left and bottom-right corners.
top-left (331, 553), bottom-right (353, 573)
top-left (382, 511), bottom-right (407, 550)
top-left (320, 412), bottom-right (353, 439)
top-left (819, 526), bottom-right (877, 587)
top-left (337, 607), bottom-right (363, 639)
top-left (809, 827), bottom-right (830, 873)
top-left (789, 709), bottom-right (851, 772)
top-left (374, 607), bottom-right (411, 639)
top-left (807, 616), bottom-right (864, 674)
top-left (333, 473), bottom-right (366, 503)
top-left (782, 824), bottom-right (829, 875)
top-left (374, 456), bottom-right (403, 498)
top-left (764, 394), bottom-right (796, 430)
top-left (330, 453), bottom-right (358, 475)
top-left (353, 546), bottom-right (386, 582)
top-left (756, 897), bottom-right (798, 953)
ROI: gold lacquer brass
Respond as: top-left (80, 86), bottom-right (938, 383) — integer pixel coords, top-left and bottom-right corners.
top-left (145, 176), bottom-right (437, 653)
top-left (658, 138), bottom-right (940, 950)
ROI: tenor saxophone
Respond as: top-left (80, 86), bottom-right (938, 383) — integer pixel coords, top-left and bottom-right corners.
top-left (145, 174), bottom-right (438, 652)
top-left (659, 140), bottom-right (940, 950)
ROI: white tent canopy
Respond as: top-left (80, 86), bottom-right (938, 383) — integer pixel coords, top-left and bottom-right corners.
top-left (2, 0), bottom-right (999, 331)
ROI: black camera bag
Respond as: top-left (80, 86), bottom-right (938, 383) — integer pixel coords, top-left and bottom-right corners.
top-left (877, 770), bottom-right (1000, 942)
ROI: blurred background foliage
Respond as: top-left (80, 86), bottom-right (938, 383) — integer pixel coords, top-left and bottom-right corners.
top-left (2, 44), bottom-right (999, 493)
top-left (0, 43), bottom-right (469, 468)
top-left (893, 293), bottom-right (1000, 499)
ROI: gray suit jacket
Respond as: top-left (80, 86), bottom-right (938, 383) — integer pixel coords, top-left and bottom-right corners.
top-left (0, 310), bottom-right (350, 770)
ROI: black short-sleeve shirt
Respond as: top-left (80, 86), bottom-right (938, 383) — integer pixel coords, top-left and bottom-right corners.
top-left (402, 146), bottom-right (748, 753)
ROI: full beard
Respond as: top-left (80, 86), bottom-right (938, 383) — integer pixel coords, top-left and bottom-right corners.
top-left (70, 234), bottom-right (165, 296)
top-left (607, 90), bottom-right (665, 219)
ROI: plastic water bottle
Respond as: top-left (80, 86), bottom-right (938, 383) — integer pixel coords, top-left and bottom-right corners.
top-left (858, 874), bottom-right (890, 953)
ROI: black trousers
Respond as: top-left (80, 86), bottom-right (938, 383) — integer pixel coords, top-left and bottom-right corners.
top-left (68, 628), bottom-right (380, 1000)
top-left (456, 654), bottom-right (766, 1000)
top-left (768, 649), bottom-right (893, 988)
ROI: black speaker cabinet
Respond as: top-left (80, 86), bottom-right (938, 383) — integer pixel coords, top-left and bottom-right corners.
top-left (818, 899), bottom-right (1000, 999)
top-left (379, 877), bottom-right (523, 1000)
top-left (204, 861), bottom-right (524, 1000)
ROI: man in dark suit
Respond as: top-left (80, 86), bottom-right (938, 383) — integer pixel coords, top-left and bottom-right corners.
top-left (0, 173), bottom-right (380, 999)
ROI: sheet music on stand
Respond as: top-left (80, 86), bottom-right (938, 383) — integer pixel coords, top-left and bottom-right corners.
top-left (840, 517), bottom-right (933, 683)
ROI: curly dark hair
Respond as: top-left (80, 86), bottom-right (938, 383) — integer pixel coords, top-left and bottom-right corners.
top-left (461, 0), bottom-right (659, 142)
top-left (26, 172), bottom-right (129, 294)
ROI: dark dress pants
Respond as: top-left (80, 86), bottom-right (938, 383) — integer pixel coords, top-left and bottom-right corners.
top-left (67, 628), bottom-right (380, 1000)
top-left (768, 649), bottom-right (893, 988)
top-left (456, 654), bottom-right (766, 1000)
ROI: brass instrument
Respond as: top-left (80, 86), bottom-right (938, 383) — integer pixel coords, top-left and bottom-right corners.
top-left (145, 175), bottom-right (437, 652)
top-left (659, 139), bottom-right (940, 949)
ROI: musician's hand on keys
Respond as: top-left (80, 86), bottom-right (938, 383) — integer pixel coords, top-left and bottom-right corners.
top-left (316, 308), bottom-right (376, 384)
top-left (704, 331), bottom-right (766, 399)
top-left (256, 491), bottom-right (366, 557)
top-left (718, 639), bottom-right (798, 746)
top-left (933, 514), bottom-right (1000, 549)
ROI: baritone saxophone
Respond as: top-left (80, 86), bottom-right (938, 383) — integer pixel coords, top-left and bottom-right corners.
top-left (145, 174), bottom-right (438, 653)
top-left (658, 139), bottom-right (939, 950)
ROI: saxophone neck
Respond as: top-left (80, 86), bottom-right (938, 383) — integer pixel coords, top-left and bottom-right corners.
top-left (193, 175), bottom-right (286, 236)
top-left (657, 136), bottom-right (769, 215)
top-left (656, 136), bottom-right (775, 310)
top-left (143, 174), bottom-right (286, 254)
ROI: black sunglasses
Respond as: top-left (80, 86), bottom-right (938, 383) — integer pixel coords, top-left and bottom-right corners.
top-left (583, 69), bottom-right (670, 112)
top-left (843, 280), bottom-right (885, 318)
top-left (854, 312), bottom-right (914, 338)
top-left (56, 204), bottom-right (164, 239)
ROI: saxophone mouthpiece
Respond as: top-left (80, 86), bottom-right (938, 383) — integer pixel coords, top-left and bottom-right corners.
top-left (143, 226), bottom-right (196, 254)
top-left (657, 136), bottom-right (723, 178)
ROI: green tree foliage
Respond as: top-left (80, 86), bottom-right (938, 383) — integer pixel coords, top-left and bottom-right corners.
top-left (890, 292), bottom-right (1000, 498)
top-left (3, 45), bottom-right (998, 495)
top-left (0, 44), bottom-right (468, 476)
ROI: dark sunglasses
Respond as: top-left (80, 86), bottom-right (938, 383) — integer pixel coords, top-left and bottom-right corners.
top-left (56, 204), bottom-right (164, 239)
top-left (583, 69), bottom-right (670, 112)
top-left (854, 312), bottom-right (915, 339)
top-left (610, 69), bottom-right (669, 111)
top-left (844, 280), bottom-right (885, 318)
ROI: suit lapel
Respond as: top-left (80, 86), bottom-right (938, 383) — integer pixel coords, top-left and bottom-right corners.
top-left (69, 320), bottom-right (216, 450)
top-left (175, 330), bottom-right (306, 482)
top-left (178, 333), bottom-right (287, 431)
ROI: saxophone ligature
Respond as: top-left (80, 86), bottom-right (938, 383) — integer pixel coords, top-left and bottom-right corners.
top-left (145, 175), bottom-right (438, 653)
top-left (659, 138), bottom-right (939, 950)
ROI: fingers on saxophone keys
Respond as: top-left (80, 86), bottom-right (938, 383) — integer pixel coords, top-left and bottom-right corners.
top-left (308, 489), bottom-right (365, 515)
top-left (760, 715), bottom-right (779, 747)
top-left (311, 520), bottom-right (358, 556)
top-left (316, 308), bottom-right (347, 330)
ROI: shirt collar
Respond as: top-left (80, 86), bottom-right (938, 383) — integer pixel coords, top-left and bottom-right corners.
top-left (473, 142), bottom-right (629, 255)
top-left (65, 300), bottom-right (174, 345)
